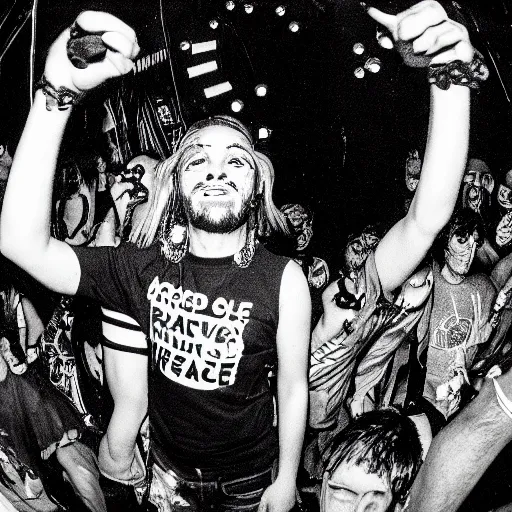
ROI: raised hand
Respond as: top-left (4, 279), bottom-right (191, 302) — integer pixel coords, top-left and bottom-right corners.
top-left (44, 11), bottom-right (140, 93)
top-left (366, 0), bottom-right (474, 67)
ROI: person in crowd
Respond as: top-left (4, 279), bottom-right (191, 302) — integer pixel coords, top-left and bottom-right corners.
top-left (0, 12), bottom-right (311, 512)
top-left (417, 208), bottom-right (496, 433)
top-left (404, 363), bottom-right (512, 512)
top-left (461, 158), bottom-right (500, 270)
top-left (280, 203), bottom-right (330, 293)
top-left (494, 166), bottom-right (512, 251)
top-left (0, 259), bottom-right (107, 512)
top-left (320, 409), bottom-right (422, 512)
top-left (307, 0), bottom-right (483, 479)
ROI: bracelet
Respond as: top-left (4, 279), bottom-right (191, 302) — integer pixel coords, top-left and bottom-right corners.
top-left (35, 75), bottom-right (85, 111)
top-left (492, 377), bottom-right (512, 422)
top-left (428, 51), bottom-right (489, 91)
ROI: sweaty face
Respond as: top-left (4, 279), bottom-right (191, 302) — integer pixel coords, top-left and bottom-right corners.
top-left (180, 126), bottom-right (256, 233)
top-left (462, 170), bottom-right (494, 213)
top-left (444, 230), bottom-right (480, 277)
top-left (322, 462), bottom-right (393, 512)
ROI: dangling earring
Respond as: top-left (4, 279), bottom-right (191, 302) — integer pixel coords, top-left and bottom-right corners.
top-left (234, 222), bottom-right (256, 268)
top-left (234, 198), bottom-right (260, 268)
top-left (161, 221), bottom-right (189, 263)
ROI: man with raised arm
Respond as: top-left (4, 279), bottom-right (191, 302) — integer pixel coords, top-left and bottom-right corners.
top-left (0, 11), bottom-right (310, 511)
top-left (308, 0), bottom-right (485, 473)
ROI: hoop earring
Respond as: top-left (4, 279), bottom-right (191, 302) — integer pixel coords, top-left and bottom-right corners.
top-left (161, 222), bottom-right (189, 263)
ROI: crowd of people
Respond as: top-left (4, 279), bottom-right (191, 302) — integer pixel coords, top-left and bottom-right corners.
top-left (1, 2), bottom-right (512, 512)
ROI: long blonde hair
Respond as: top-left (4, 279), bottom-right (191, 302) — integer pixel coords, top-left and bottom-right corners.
top-left (130, 116), bottom-right (290, 247)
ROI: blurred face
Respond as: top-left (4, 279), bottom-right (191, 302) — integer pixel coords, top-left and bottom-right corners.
top-left (344, 231), bottom-right (380, 274)
top-left (0, 144), bottom-right (12, 181)
top-left (444, 230), bottom-right (480, 277)
top-left (405, 150), bottom-right (421, 192)
top-left (462, 169), bottom-right (494, 213)
top-left (322, 462), bottom-right (394, 512)
top-left (180, 126), bottom-right (256, 233)
top-left (497, 180), bottom-right (512, 210)
top-left (282, 204), bottom-right (313, 250)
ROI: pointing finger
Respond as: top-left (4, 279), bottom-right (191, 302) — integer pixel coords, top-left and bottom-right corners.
top-left (366, 6), bottom-right (397, 34)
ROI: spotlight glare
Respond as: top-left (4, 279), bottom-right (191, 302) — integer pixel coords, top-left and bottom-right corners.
top-left (288, 21), bottom-right (300, 32)
top-left (226, 0), bottom-right (235, 10)
top-left (353, 42), bottom-right (365, 55)
top-left (258, 127), bottom-right (271, 139)
top-left (376, 29), bottom-right (394, 49)
top-left (180, 41), bottom-right (191, 51)
top-left (209, 19), bottom-right (219, 29)
top-left (231, 99), bottom-right (244, 113)
top-left (354, 67), bottom-right (365, 79)
top-left (275, 5), bottom-right (286, 16)
top-left (364, 57), bottom-right (381, 73)
top-left (244, 3), bottom-right (254, 13)
top-left (255, 84), bottom-right (268, 97)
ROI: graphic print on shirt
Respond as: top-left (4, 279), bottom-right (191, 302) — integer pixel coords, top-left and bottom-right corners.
top-left (432, 294), bottom-right (472, 350)
top-left (147, 276), bottom-right (253, 390)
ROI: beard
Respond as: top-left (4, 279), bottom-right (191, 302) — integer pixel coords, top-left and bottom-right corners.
top-left (183, 196), bottom-right (252, 234)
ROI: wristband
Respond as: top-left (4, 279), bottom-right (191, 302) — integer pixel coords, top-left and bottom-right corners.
top-left (428, 51), bottom-right (489, 91)
top-left (35, 75), bottom-right (85, 111)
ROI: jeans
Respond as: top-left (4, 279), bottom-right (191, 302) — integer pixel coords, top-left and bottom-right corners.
top-left (148, 461), bottom-right (274, 511)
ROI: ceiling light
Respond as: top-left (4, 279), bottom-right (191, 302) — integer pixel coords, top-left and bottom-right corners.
top-left (288, 21), bottom-right (300, 33)
top-left (364, 57), bottom-right (381, 73)
top-left (209, 19), bottom-right (219, 29)
top-left (231, 99), bottom-right (244, 112)
top-left (255, 84), bottom-right (268, 97)
top-left (353, 43), bottom-right (365, 55)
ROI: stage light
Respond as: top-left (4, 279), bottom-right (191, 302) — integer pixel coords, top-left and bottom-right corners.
top-left (180, 41), bottom-right (191, 51)
top-left (275, 5), bottom-right (286, 16)
top-left (226, 0), bottom-right (235, 10)
top-left (288, 21), bottom-right (300, 33)
top-left (231, 99), bottom-right (244, 112)
top-left (354, 67), bottom-right (365, 79)
top-left (353, 43), bottom-right (365, 55)
top-left (244, 3), bottom-right (254, 13)
top-left (364, 57), bottom-right (381, 73)
top-left (258, 127), bottom-right (271, 139)
top-left (209, 19), bottom-right (219, 29)
top-left (255, 84), bottom-right (268, 97)
top-left (376, 29), bottom-right (394, 49)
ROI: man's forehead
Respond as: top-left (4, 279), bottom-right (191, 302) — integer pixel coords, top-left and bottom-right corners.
top-left (194, 125), bottom-right (252, 149)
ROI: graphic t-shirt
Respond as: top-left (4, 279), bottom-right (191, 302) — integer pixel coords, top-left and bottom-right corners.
top-left (423, 264), bottom-right (496, 418)
top-left (73, 242), bottom-right (290, 473)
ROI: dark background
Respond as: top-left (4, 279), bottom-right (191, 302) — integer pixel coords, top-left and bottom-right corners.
top-left (1, 0), bottom-right (512, 268)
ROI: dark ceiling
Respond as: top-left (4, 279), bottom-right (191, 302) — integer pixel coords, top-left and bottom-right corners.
top-left (1, 0), bottom-right (512, 266)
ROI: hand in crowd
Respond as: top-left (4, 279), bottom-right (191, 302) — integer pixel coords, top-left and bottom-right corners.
top-left (44, 11), bottom-right (139, 93)
top-left (257, 479), bottom-right (296, 512)
top-left (367, 0), bottom-right (474, 67)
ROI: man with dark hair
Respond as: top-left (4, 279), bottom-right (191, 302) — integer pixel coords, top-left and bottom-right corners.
top-left (418, 208), bottom-right (496, 432)
top-left (320, 409), bottom-right (422, 512)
